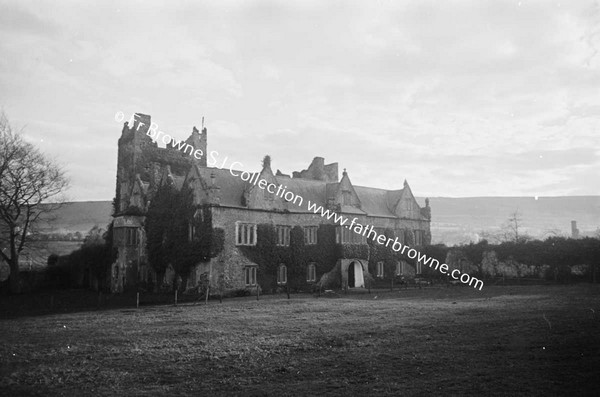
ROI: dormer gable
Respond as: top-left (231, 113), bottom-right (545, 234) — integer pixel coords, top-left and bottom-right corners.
top-left (157, 165), bottom-right (175, 188)
top-left (184, 164), bottom-right (210, 205)
top-left (328, 169), bottom-right (361, 210)
top-left (245, 155), bottom-right (285, 211)
top-left (393, 180), bottom-right (422, 219)
top-left (128, 174), bottom-right (149, 210)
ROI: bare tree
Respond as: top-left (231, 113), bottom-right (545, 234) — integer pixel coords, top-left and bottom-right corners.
top-left (0, 112), bottom-right (69, 293)
top-left (500, 210), bottom-right (531, 243)
top-left (542, 228), bottom-right (566, 239)
top-left (507, 210), bottom-right (521, 242)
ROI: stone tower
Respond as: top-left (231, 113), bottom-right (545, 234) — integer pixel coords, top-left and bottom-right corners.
top-left (115, 113), bottom-right (208, 214)
top-left (111, 113), bottom-right (208, 292)
top-left (116, 113), bottom-right (156, 214)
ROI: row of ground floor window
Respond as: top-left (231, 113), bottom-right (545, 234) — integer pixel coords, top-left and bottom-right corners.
top-left (243, 260), bottom-right (421, 287)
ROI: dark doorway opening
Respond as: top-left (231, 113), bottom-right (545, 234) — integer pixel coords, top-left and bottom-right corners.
top-left (348, 261), bottom-right (355, 288)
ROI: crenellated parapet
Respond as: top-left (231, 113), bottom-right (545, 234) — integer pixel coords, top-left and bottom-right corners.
top-left (115, 113), bottom-right (207, 215)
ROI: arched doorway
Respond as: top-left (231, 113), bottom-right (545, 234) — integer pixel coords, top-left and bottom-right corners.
top-left (348, 262), bottom-right (355, 287)
top-left (347, 261), bottom-right (364, 288)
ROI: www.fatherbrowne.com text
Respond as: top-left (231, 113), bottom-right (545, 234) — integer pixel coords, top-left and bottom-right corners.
top-left (115, 111), bottom-right (484, 290)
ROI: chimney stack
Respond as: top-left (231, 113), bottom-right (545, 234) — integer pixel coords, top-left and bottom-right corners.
top-left (571, 220), bottom-right (580, 239)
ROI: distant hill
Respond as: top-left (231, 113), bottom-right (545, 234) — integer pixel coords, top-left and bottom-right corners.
top-left (12, 201), bottom-right (114, 270)
top-left (33, 196), bottom-right (600, 247)
top-left (36, 201), bottom-right (113, 235)
top-left (417, 196), bottom-right (600, 245)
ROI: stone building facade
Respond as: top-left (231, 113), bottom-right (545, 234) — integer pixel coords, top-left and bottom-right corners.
top-left (111, 113), bottom-right (432, 293)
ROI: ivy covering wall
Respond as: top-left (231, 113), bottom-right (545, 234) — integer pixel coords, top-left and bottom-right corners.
top-left (145, 183), bottom-right (224, 290)
top-left (239, 224), bottom-right (344, 292)
top-left (238, 224), bottom-right (430, 291)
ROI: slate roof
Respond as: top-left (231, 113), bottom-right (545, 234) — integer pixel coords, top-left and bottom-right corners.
top-left (274, 175), bottom-right (328, 213)
top-left (354, 186), bottom-right (399, 218)
top-left (185, 164), bottom-right (424, 220)
top-left (195, 166), bottom-right (247, 207)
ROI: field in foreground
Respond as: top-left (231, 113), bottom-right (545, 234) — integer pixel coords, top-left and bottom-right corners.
top-left (1, 285), bottom-right (599, 396)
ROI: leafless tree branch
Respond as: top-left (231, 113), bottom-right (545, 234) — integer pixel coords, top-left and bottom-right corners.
top-left (0, 111), bottom-right (70, 293)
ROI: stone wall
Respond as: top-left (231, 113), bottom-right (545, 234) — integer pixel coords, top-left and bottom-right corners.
top-left (192, 205), bottom-right (431, 291)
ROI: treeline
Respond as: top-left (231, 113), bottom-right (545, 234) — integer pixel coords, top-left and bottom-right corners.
top-left (40, 225), bottom-right (116, 291)
top-left (420, 237), bottom-right (600, 282)
top-left (25, 229), bottom-right (600, 294)
top-left (29, 232), bottom-right (85, 241)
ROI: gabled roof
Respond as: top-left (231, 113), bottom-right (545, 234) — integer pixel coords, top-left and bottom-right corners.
top-left (354, 186), bottom-right (398, 218)
top-left (194, 166), bottom-right (246, 207)
top-left (274, 175), bottom-right (328, 212)
top-left (129, 176), bottom-right (149, 209)
top-left (385, 189), bottom-right (403, 212)
top-left (181, 161), bottom-right (426, 220)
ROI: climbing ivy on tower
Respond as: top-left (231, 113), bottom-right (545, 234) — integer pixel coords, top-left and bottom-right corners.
top-left (145, 183), bottom-right (223, 290)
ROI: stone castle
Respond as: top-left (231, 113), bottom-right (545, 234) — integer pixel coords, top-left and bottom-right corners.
top-left (111, 113), bottom-right (432, 293)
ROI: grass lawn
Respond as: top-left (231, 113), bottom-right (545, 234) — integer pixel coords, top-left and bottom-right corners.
top-left (1, 284), bottom-right (599, 396)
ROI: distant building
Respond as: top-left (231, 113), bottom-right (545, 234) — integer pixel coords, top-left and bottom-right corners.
top-left (571, 220), bottom-right (580, 239)
top-left (111, 113), bottom-right (432, 293)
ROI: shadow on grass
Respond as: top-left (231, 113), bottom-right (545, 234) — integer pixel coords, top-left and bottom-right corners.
top-left (0, 283), bottom-right (579, 320)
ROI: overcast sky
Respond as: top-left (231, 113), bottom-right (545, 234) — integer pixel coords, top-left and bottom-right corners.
top-left (1, 0), bottom-right (599, 201)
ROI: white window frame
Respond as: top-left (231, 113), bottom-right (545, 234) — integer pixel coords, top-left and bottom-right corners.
top-left (416, 259), bottom-right (423, 275)
top-left (236, 222), bottom-right (257, 246)
top-left (377, 261), bottom-right (384, 278)
top-left (277, 264), bottom-right (287, 285)
top-left (244, 266), bottom-right (257, 286)
top-left (304, 226), bottom-right (318, 245)
top-left (276, 225), bottom-right (291, 247)
top-left (405, 230), bottom-right (414, 245)
top-left (122, 227), bottom-right (138, 246)
top-left (415, 230), bottom-right (423, 246)
top-left (336, 226), bottom-right (366, 245)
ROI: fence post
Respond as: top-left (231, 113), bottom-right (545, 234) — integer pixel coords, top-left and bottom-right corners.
top-left (205, 285), bottom-right (210, 305)
top-left (175, 290), bottom-right (178, 306)
top-left (136, 292), bottom-right (139, 309)
top-left (256, 284), bottom-right (260, 301)
top-left (287, 284), bottom-right (290, 299)
top-left (390, 278), bottom-right (393, 292)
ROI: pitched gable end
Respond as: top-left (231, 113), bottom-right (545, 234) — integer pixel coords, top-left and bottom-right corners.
top-left (393, 180), bottom-right (422, 219)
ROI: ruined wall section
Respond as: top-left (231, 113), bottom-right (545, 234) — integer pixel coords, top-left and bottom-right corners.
top-left (292, 157), bottom-right (338, 182)
top-left (116, 113), bottom-right (208, 214)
